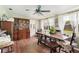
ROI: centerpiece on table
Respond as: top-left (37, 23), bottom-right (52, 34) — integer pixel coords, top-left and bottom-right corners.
top-left (49, 26), bottom-right (56, 34)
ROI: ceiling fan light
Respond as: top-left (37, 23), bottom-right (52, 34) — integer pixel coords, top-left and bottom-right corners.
top-left (9, 8), bottom-right (13, 10)
top-left (25, 9), bottom-right (29, 11)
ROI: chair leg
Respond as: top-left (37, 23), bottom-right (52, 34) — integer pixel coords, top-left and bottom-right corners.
top-left (8, 45), bottom-right (13, 53)
top-left (53, 48), bottom-right (57, 53)
top-left (37, 40), bottom-right (40, 45)
top-left (50, 48), bottom-right (57, 53)
top-left (50, 48), bottom-right (53, 53)
top-left (11, 45), bottom-right (13, 52)
top-left (7, 45), bottom-right (13, 53)
top-left (70, 47), bottom-right (74, 53)
top-left (8, 46), bottom-right (10, 52)
top-left (1, 49), bottom-right (3, 53)
top-left (58, 46), bottom-right (63, 53)
top-left (72, 47), bottom-right (74, 53)
top-left (58, 47), bottom-right (61, 53)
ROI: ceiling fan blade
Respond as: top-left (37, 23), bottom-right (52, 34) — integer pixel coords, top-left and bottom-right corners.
top-left (41, 10), bottom-right (50, 12)
top-left (37, 5), bottom-right (41, 10)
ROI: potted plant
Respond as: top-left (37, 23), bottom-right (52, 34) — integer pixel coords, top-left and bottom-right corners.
top-left (49, 26), bottom-right (56, 34)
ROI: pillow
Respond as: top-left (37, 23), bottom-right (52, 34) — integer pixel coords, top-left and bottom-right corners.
top-left (0, 30), bottom-right (6, 36)
top-left (0, 35), bottom-right (11, 42)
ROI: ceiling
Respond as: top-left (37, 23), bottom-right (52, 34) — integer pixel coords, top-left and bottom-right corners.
top-left (2, 5), bottom-right (79, 20)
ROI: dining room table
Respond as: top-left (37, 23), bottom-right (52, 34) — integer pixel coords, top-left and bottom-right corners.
top-left (36, 31), bottom-right (72, 52)
top-left (36, 32), bottom-right (70, 42)
top-left (36, 31), bottom-right (79, 53)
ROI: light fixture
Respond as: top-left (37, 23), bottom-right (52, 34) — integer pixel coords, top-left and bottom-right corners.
top-left (9, 8), bottom-right (13, 10)
top-left (1, 14), bottom-right (8, 21)
top-left (25, 9), bottom-right (29, 11)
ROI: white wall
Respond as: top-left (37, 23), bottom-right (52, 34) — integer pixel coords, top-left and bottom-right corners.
top-left (0, 6), bottom-right (55, 37)
top-left (0, 6), bottom-right (38, 37)
top-left (0, 6), bottom-right (14, 22)
top-left (0, 6), bottom-right (7, 17)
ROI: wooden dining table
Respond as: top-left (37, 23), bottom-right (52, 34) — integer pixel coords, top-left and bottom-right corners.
top-left (36, 32), bottom-right (79, 53)
top-left (36, 32), bottom-right (70, 41)
top-left (36, 32), bottom-right (71, 53)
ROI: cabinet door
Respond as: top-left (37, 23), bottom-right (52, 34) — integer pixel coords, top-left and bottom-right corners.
top-left (1, 21), bottom-right (12, 33)
top-left (13, 31), bottom-right (18, 40)
top-left (1, 21), bottom-right (13, 40)
top-left (13, 18), bottom-right (30, 40)
top-left (13, 19), bottom-right (19, 40)
top-left (22, 29), bottom-right (27, 39)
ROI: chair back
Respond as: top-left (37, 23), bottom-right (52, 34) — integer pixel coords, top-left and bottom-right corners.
top-left (70, 32), bottom-right (76, 45)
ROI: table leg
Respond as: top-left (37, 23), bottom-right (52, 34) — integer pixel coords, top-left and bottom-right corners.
top-left (50, 48), bottom-right (57, 53)
top-left (50, 48), bottom-right (53, 53)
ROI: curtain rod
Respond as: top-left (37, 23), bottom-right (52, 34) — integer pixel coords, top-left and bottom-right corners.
top-left (58, 9), bottom-right (79, 15)
top-left (40, 8), bottom-right (79, 20)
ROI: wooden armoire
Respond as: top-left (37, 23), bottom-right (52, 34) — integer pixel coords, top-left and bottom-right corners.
top-left (0, 21), bottom-right (14, 40)
top-left (13, 18), bottom-right (30, 40)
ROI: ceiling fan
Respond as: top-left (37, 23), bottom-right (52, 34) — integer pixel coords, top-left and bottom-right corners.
top-left (33, 5), bottom-right (50, 15)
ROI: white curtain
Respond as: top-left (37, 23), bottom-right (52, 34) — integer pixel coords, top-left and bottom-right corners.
top-left (41, 20), bottom-right (45, 31)
top-left (77, 12), bottom-right (79, 33)
top-left (58, 15), bottom-right (67, 34)
top-left (41, 17), bottom-right (55, 31)
top-left (69, 12), bottom-right (78, 34)
top-left (48, 17), bottom-right (55, 27)
top-left (30, 20), bottom-right (39, 36)
top-left (58, 12), bottom-right (78, 35)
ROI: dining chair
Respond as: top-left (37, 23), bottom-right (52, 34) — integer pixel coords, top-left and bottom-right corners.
top-left (36, 33), bottom-right (43, 45)
top-left (60, 32), bottom-right (77, 53)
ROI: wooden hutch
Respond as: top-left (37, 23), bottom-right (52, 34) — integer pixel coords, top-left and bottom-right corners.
top-left (13, 18), bottom-right (30, 40)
